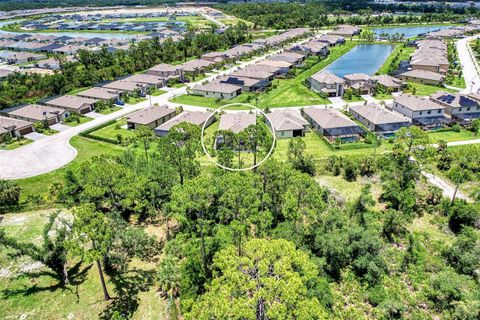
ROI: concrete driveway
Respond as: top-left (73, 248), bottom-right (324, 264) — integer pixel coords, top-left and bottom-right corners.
top-left (24, 132), bottom-right (47, 141)
top-left (50, 123), bottom-right (71, 132)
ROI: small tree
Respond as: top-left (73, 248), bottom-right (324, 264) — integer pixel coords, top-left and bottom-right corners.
top-left (69, 203), bottom-right (113, 301)
top-left (0, 179), bottom-right (22, 206)
top-left (135, 125), bottom-right (155, 164)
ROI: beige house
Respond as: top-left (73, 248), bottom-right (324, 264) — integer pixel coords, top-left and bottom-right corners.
top-left (0, 115), bottom-right (33, 138)
top-left (7, 104), bottom-right (66, 125)
top-left (266, 109), bottom-right (309, 138)
top-left (392, 94), bottom-right (448, 127)
top-left (44, 95), bottom-right (98, 114)
top-left (431, 92), bottom-right (480, 123)
top-left (309, 71), bottom-right (344, 97)
top-left (192, 82), bottom-right (242, 100)
top-left (348, 103), bottom-right (410, 135)
top-left (399, 70), bottom-right (445, 86)
top-left (302, 107), bottom-right (364, 142)
top-left (126, 105), bottom-right (176, 130)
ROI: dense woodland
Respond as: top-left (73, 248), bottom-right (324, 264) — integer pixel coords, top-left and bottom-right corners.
top-left (217, 3), bottom-right (473, 29)
top-left (1, 124), bottom-right (479, 319)
top-left (0, 23), bottom-right (248, 110)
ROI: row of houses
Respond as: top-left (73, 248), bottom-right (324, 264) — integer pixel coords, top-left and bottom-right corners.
top-left (309, 71), bottom-right (403, 97)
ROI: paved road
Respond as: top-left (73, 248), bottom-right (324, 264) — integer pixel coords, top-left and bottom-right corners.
top-left (457, 35), bottom-right (480, 94)
top-left (0, 34), bottom-right (321, 180)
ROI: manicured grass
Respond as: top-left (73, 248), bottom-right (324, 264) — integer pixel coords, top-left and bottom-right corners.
top-left (38, 129), bottom-right (58, 136)
top-left (273, 131), bottom-right (393, 160)
top-left (125, 96), bottom-right (147, 105)
top-left (428, 128), bottom-right (477, 143)
top-left (376, 45), bottom-right (415, 75)
top-left (343, 95), bottom-right (364, 102)
top-left (64, 116), bottom-right (93, 127)
top-left (447, 75), bottom-right (466, 89)
top-left (2, 138), bottom-right (33, 150)
top-left (98, 106), bottom-right (121, 115)
top-left (150, 89), bottom-right (167, 96)
top-left (373, 92), bottom-right (393, 100)
top-left (253, 42), bottom-right (358, 108)
top-left (90, 119), bottom-right (136, 141)
top-left (16, 136), bottom-right (125, 202)
top-left (405, 82), bottom-right (460, 96)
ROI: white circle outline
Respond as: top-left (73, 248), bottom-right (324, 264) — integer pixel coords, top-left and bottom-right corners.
top-left (200, 103), bottom-right (276, 171)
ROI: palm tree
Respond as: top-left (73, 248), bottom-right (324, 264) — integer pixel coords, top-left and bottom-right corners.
top-left (157, 255), bottom-right (181, 320)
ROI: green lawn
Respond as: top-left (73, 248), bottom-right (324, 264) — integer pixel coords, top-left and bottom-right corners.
top-left (447, 75), bottom-right (466, 89)
top-left (125, 96), bottom-right (147, 105)
top-left (273, 131), bottom-right (393, 160)
top-left (150, 89), bottom-right (167, 96)
top-left (16, 136), bottom-right (125, 202)
top-left (405, 82), bottom-right (460, 96)
top-left (98, 106), bottom-right (121, 115)
top-left (376, 45), bottom-right (415, 75)
top-left (1, 138), bottom-right (33, 150)
top-left (253, 42), bottom-right (358, 108)
top-left (90, 119), bottom-right (136, 141)
top-left (64, 116), bottom-right (93, 127)
top-left (428, 128), bottom-right (478, 143)
top-left (373, 92), bottom-right (393, 100)
top-left (343, 95), bottom-right (364, 103)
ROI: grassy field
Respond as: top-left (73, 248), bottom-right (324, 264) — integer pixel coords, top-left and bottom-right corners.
top-left (0, 209), bottom-right (165, 320)
top-left (98, 106), bottom-right (122, 115)
top-left (253, 42), bottom-right (359, 108)
top-left (273, 131), bottom-right (394, 160)
top-left (376, 45), bottom-right (415, 75)
top-left (428, 128), bottom-right (478, 143)
top-left (90, 118), bottom-right (136, 141)
top-left (1, 138), bottom-right (33, 151)
top-left (65, 116), bottom-right (94, 127)
top-left (151, 89), bottom-right (167, 96)
top-left (405, 82), bottom-right (460, 96)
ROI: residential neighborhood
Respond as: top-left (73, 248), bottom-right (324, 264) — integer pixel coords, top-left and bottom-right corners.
top-left (1, 2), bottom-right (480, 320)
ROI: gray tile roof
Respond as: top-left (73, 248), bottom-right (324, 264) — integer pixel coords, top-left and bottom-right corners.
top-left (303, 107), bottom-right (358, 129)
top-left (349, 103), bottom-right (408, 125)
top-left (156, 111), bottom-right (212, 131)
top-left (127, 105), bottom-right (175, 125)
top-left (8, 104), bottom-right (65, 121)
top-left (266, 109), bottom-right (308, 131)
top-left (46, 95), bottom-right (97, 110)
top-left (218, 112), bottom-right (256, 133)
top-left (394, 94), bottom-right (446, 111)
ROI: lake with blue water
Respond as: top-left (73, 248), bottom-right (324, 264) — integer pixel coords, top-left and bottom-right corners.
top-left (324, 44), bottom-right (394, 77)
top-left (372, 25), bottom-right (452, 38)
top-left (0, 20), bottom-right (139, 40)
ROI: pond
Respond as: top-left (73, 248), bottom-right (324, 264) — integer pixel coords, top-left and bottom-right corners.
top-left (372, 25), bottom-right (452, 38)
top-left (0, 19), bottom-right (140, 40)
top-left (324, 44), bottom-right (394, 77)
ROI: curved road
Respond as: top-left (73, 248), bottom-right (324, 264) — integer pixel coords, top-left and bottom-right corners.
top-left (0, 35), bottom-right (318, 179)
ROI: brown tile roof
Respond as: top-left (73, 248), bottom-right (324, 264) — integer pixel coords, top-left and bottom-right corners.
top-left (77, 87), bottom-right (120, 100)
top-left (156, 111), bottom-right (212, 131)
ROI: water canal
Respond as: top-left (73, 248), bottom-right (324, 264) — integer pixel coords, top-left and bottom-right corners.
top-left (372, 25), bottom-right (452, 38)
top-left (324, 44), bottom-right (394, 77)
